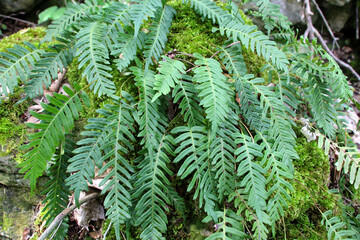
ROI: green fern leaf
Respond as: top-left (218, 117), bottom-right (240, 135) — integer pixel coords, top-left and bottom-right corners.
top-left (203, 208), bottom-right (248, 239)
top-left (26, 35), bottom-right (74, 98)
top-left (152, 56), bottom-right (186, 101)
top-left (131, 66), bottom-right (167, 147)
top-left (193, 53), bottom-right (233, 134)
top-left (253, 0), bottom-right (292, 33)
top-left (42, 0), bottom-right (101, 42)
top-left (172, 126), bottom-right (218, 219)
top-left (103, 2), bottom-right (132, 49)
top-left (234, 131), bottom-right (270, 229)
top-left (112, 26), bottom-right (146, 72)
top-left (322, 210), bottom-right (357, 240)
top-left (97, 100), bottom-right (136, 239)
top-left (66, 117), bottom-right (109, 205)
top-left (184, 0), bottom-right (231, 26)
top-left (18, 85), bottom-right (89, 190)
top-left (211, 123), bottom-right (237, 201)
top-left (130, 0), bottom-right (162, 37)
top-left (0, 42), bottom-right (43, 96)
top-left (133, 133), bottom-right (174, 240)
top-left (75, 21), bottom-right (116, 96)
top-left (41, 139), bottom-right (74, 239)
top-left (217, 20), bottom-right (289, 72)
top-left (172, 75), bottom-right (204, 127)
top-left (143, 4), bottom-right (176, 71)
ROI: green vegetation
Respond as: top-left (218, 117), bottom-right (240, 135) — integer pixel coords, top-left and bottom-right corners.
top-left (0, 0), bottom-right (359, 239)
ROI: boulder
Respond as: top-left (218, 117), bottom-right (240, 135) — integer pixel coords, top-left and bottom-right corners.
top-left (0, 0), bottom-right (44, 14)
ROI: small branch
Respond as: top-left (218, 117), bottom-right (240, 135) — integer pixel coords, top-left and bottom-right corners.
top-left (313, 28), bottom-right (360, 81)
top-left (0, 14), bottom-right (37, 27)
top-left (311, 0), bottom-right (340, 50)
top-left (356, 3), bottom-right (359, 39)
top-left (38, 192), bottom-right (100, 240)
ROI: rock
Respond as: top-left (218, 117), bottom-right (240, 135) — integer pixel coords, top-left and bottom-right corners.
top-left (270, 0), bottom-right (305, 25)
top-left (322, 2), bottom-right (353, 32)
top-left (0, 0), bottom-right (45, 14)
top-left (0, 156), bottom-right (29, 188)
top-left (325, 0), bottom-right (351, 7)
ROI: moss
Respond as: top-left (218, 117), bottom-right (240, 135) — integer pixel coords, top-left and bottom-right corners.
top-left (0, 27), bottom-right (47, 52)
top-left (274, 135), bottom-right (339, 239)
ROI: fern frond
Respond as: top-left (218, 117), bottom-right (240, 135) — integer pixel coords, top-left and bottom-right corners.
top-left (233, 131), bottom-right (270, 232)
top-left (310, 79), bottom-right (337, 137)
top-left (41, 139), bottom-right (74, 239)
top-left (184, 0), bottom-right (231, 26)
top-left (42, 0), bottom-right (101, 42)
top-left (66, 117), bottom-right (109, 204)
top-left (172, 126), bottom-right (218, 219)
top-left (75, 21), bottom-right (116, 96)
top-left (217, 20), bottom-right (289, 72)
top-left (193, 53), bottom-right (233, 134)
top-left (97, 100), bottom-right (135, 239)
top-left (131, 66), bottom-right (167, 147)
top-left (249, 77), bottom-right (298, 167)
top-left (172, 75), bottom-right (204, 127)
top-left (133, 133), bottom-right (174, 240)
top-left (252, 0), bottom-right (292, 33)
top-left (111, 26), bottom-right (146, 72)
top-left (322, 210), bottom-right (357, 240)
top-left (103, 2), bottom-right (132, 49)
top-left (26, 35), bottom-right (74, 98)
top-left (130, 0), bottom-right (162, 37)
top-left (143, 4), bottom-right (176, 71)
top-left (18, 85), bottom-right (89, 190)
top-left (211, 123), bottom-right (237, 201)
top-left (203, 208), bottom-right (248, 239)
top-left (166, 186), bottom-right (186, 218)
top-left (254, 131), bottom-right (293, 230)
top-left (152, 56), bottom-right (185, 101)
top-left (0, 42), bottom-right (43, 96)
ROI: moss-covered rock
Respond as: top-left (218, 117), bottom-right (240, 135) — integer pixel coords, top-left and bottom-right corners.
top-left (274, 135), bottom-right (339, 239)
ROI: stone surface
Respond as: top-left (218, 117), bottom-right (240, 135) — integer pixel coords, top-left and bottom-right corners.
top-left (323, 2), bottom-right (353, 32)
top-left (0, 0), bottom-right (45, 14)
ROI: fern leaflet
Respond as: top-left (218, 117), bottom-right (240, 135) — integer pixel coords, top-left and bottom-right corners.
top-left (143, 4), bottom-right (176, 71)
top-left (18, 85), bottom-right (89, 190)
top-left (0, 42), bottom-right (43, 96)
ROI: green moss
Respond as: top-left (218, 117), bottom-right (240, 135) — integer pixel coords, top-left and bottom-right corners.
top-left (275, 136), bottom-right (339, 239)
top-left (165, 0), bottom-right (225, 57)
top-left (0, 27), bottom-right (46, 52)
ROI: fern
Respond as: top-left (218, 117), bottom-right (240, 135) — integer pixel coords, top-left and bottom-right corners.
top-left (75, 21), bottom-right (116, 96)
top-left (41, 138), bottom-right (74, 239)
top-left (130, 0), bottom-right (162, 37)
top-left (153, 56), bottom-right (186, 101)
top-left (322, 210), bottom-right (357, 240)
top-left (203, 208), bottom-right (248, 239)
top-left (2, 0), bottom-right (358, 239)
top-left (18, 85), bottom-right (89, 189)
top-left (0, 42), bottom-right (43, 96)
top-left (42, 0), bottom-right (101, 42)
top-left (26, 34), bottom-right (75, 98)
top-left (193, 53), bottom-right (233, 134)
top-left (143, 4), bottom-right (176, 71)
top-left (98, 99), bottom-right (135, 238)
top-left (133, 133), bottom-right (174, 240)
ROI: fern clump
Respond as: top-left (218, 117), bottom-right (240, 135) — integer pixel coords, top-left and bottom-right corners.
top-left (1, 0), bottom-right (359, 239)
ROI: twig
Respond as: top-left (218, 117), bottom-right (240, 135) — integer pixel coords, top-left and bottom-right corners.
top-left (356, 3), bottom-right (359, 39)
top-left (310, 0), bottom-right (340, 50)
top-left (303, 0), bottom-right (360, 81)
top-left (38, 192), bottom-right (100, 240)
top-left (0, 14), bottom-right (37, 27)
top-left (312, 28), bottom-right (360, 81)
top-left (103, 222), bottom-right (112, 240)
top-left (303, 0), bottom-right (315, 40)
